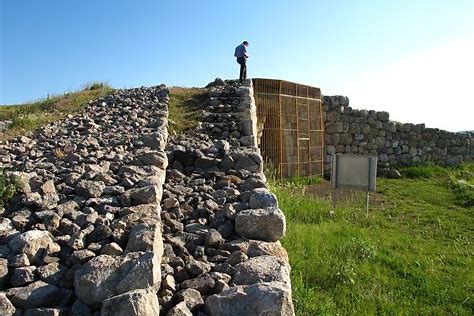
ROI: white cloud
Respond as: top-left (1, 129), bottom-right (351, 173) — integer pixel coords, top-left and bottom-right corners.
top-left (341, 36), bottom-right (474, 132)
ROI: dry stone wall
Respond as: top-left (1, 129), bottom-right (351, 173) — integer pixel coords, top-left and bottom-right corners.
top-left (159, 80), bottom-right (294, 315)
top-left (0, 86), bottom-right (169, 315)
top-left (323, 96), bottom-right (473, 173)
top-left (0, 81), bottom-right (294, 316)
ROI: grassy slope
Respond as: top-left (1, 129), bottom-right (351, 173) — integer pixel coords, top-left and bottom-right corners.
top-left (0, 83), bottom-right (112, 140)
top-left (168, 86), bottom-right (206, 135)
top-left (270, 164), bottom-right (473, 315)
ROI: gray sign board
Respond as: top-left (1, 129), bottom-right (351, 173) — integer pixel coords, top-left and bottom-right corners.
top-left (331, 154), bottom-right (377, 192)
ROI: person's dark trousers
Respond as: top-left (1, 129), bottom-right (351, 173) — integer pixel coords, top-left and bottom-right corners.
top-left (237, 57), bottom-right (247, 82)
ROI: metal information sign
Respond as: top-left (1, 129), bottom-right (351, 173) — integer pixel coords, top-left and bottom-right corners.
top-left (331, 154), bottom-right (378, 214)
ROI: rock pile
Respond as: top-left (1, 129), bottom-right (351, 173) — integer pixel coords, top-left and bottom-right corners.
top-left (323, 96), bottom-right (473, 172)
top-left (0, 81), bottom-right (294, 315)
top-left (158, 81), bottom-right (294, 315)
top-left (0, 86), bottom-right (169, 315)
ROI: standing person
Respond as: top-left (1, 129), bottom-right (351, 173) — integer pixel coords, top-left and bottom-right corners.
top-left (234, 41), bottom-right (249, 83)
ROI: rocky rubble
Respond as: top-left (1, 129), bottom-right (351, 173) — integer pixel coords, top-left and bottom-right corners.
top-left (323, 96), bottom-right (473, 173)
top-left (0, 86), bottom-right (169, 315)
top-left (157, 81), bottom-right (294, 315)
top-left (0, 80), bottom-right (294, 315)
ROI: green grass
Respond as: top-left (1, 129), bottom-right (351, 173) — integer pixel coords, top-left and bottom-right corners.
top-left (270, 163), bottom-right (473, 315)
top-left (168, 87), bottom-right (206, 135)
top-left (0, 170), bottom-right (17, 208)
top-left (0, 82), bottom-right (112, 139)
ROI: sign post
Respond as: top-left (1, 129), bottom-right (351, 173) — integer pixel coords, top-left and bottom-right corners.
top-left (331, 154), bottom-right (378, 215)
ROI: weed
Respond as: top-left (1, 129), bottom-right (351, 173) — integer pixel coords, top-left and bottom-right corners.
top-left (0, 170), bottom-right (18, 207)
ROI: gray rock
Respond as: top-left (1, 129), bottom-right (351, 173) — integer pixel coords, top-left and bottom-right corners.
top-left (101, 289), bottom-right (160, 316)
top-left (446, 155), bottom-right (463, 166)
top-left (225, 251), bottom-right (248, 266)
top-left (74, 252), bottom-right (160, 308)
top-left (235, 208), bottom-right (286, 242)
top-left (0, 218), bottom-right (16, 244)
top-left (247, 241), bottom-right (289, 262)
top-left (174, 288), bottom-right (204, 311)
top-left (23, 307), bottom-right (65, 316)
top-left (167, 302), bottom-right (192, 316)
top-left (249, 188), bottom-right (278, 209)
top-left (39, 180), bottom-right (59, 209)
top-left (205, 282), bottom-right (294, 316)
top-left (70, 299), bottom-right (91, 316)
top-left (36, 263), bottom-right (67, 286)
top-left (8, 230), bottom-right (60, 264)
top-left (185, 257), bottom-right (211, 277)
top-left (75, 180), bottom-right (105, 198)
top-left (134, 151), bottom-right (168, 169)
top-left (125, 220), bottom-right (163, 259)
top-left (8, 254), bottom-right (30, 268)
top-left (181, 273), bottom-right (215, 295)
top-left (0, 258), bottom-right (9, 289)
top-left (101, 242), bottom-right (124, 256)
top-left (6, 280), bottom-right (59, 309)
top-left (233, 255), bottom-right (291, 287)
top-left (121, 185), bottom-right (161, 206)
top-left (0, 293), bottom-right (16, 316)
top-left (10, 266), bottom-right (36, 286)
top-left (205, 229), bottom-right (225, 246)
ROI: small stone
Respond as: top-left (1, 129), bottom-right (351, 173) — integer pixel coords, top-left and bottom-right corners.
top-left (101, 289), bottom-right (160, 316)
top-left (0, 293), bottom-right (16, 316)
top-left (10, 266), bottom-right (36, 286)
top-left (205, 229), bottom-right (225, 246)
top-left (76, 180), bottom-right (105, 198)
top-left (225, 251), bottom-right (248, 266)
top-left (8, 254), bottom-right (30, 268)
top-left (101, 243), bottom-right (123, 256)
top-left (0, 258), bottom-right (9, 288)
top-left (6, 280), bottom-right (59, 309)
top-left (181, 273), bottom-right (215, 295)
top-left (167, 301), bottom-right (193, 316)
top-left (174, 288), bottom-right (204, 311)
top-left (162, 274), bottom-right (176, 292)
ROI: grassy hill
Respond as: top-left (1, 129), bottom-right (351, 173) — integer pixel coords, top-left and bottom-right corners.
top-left (269, 163), bottom-right (473, 315)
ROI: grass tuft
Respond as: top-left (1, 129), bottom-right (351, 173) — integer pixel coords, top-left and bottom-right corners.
top-left (0, 170), bottom-right (18, 207)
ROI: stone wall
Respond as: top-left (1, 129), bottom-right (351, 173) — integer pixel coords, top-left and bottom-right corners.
top-left (323, 96), bottom-right (473, 172)
top-left (159, 80), bottom-right (294, 315)
top-left (0, 81), bottom-right (294, 316)
top-left (0, 86), bottom-right (169, 315)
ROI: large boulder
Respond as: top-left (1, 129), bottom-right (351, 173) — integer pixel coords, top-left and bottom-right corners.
top-left (125, 220), bottom-right (163, 260)
top-left (232, 255), bottom-right (291, 287)
top-left (235, 208), bottom-right (286, 242)
top-left (74, 252), bottom-right (160, 308)
top-left (101, 290), bottom-right (160, 316)
top-left (7, 230), bottom-right (60, 264)
top-left (5, 280), bottom-right (59, 309)
top-left (205, 282), bottom-right (294, 316)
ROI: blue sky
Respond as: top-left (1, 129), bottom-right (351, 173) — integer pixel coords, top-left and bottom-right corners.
top-left (1, 0), bottom-right (473, 131)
